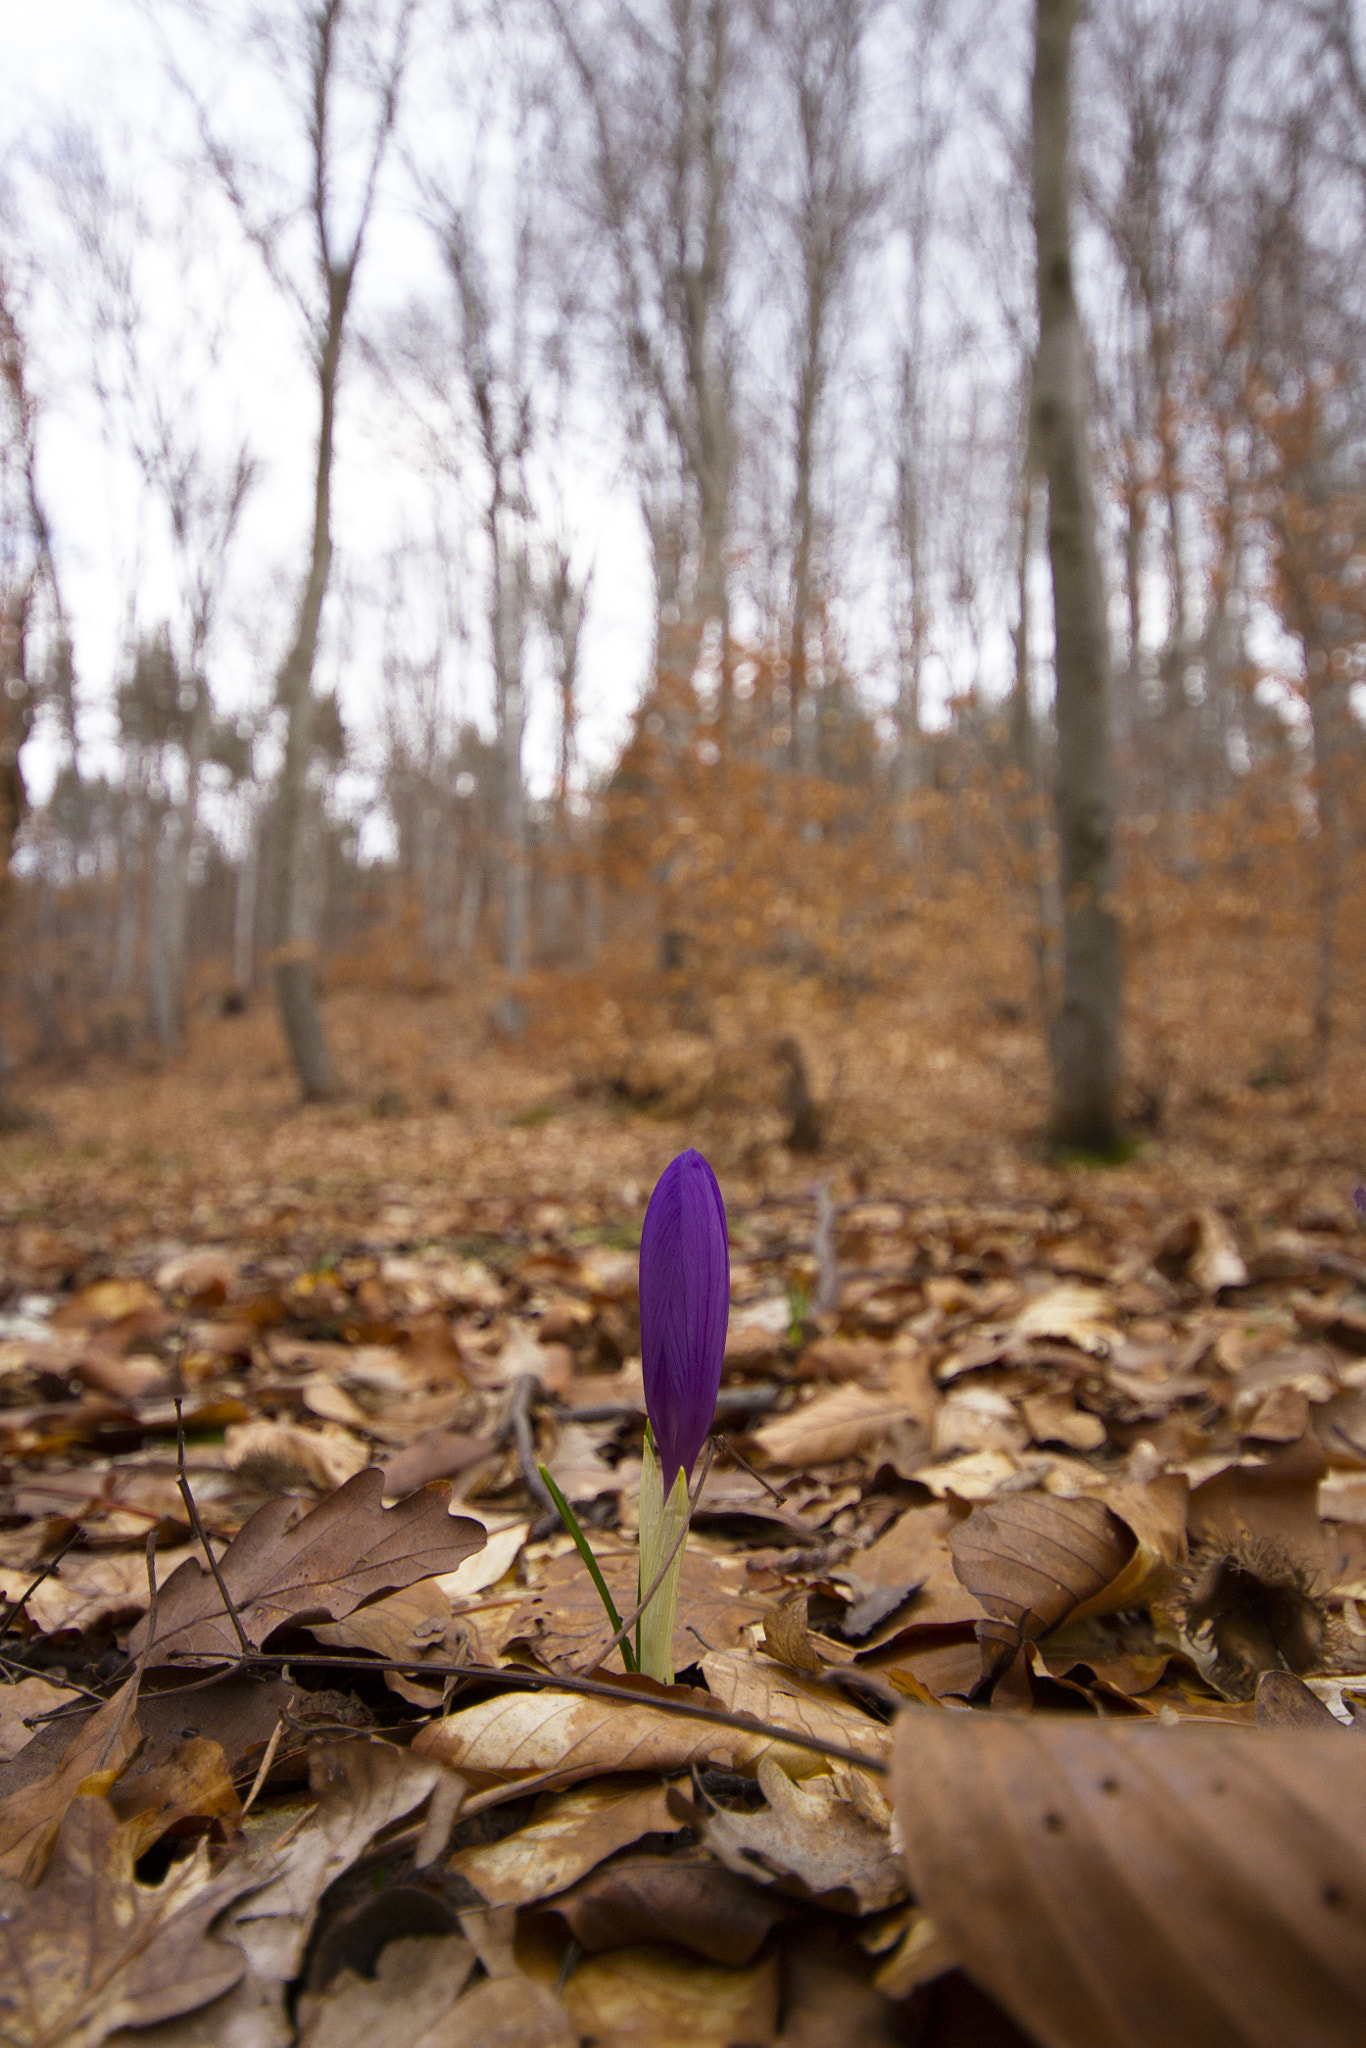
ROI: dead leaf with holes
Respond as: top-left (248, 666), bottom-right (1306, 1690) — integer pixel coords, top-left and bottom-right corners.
top-left (693, 1754), bottom-right (904, 1914)
top-left (108, 1736), bottom-right (241, 1860)
top-left (126, 1471), bottom-right (485, 1662)
top-left (891, 1708), bottom-right (1366, 2048)
top-left (161, 1738), bottom-right (461, 2048)
top-left (0, 1794), bottom-right (264, 2048)
top-left (449, 1775), bottom-right (686, 1908)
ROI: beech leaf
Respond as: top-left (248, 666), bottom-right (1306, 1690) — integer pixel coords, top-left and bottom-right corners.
top-left (892, 1709), bottom-right (1366, 2048)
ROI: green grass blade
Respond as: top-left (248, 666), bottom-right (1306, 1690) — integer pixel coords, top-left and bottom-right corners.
top-left (538, 1462), bottom-right (638, 1673)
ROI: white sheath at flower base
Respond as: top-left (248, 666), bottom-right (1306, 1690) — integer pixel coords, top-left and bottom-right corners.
top-left (637, 1430), bottom-right (691, 1685)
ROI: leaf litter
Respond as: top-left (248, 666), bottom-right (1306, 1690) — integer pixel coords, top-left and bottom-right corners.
top-left (3, 1141), bottom-right (1366, 2040)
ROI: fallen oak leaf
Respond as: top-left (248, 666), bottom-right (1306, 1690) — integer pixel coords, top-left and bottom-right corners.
top-left (891, 1708), bottom-right (1366, 2048)
top-left (126, 1471), bottom-right (485, 1663)
top-left (295, 1934), bottom-right (478, 2048)
top-left (694, 1753), bottom-right (905, 1915)
top-left (0, 1794), bottom-right (263, 2048)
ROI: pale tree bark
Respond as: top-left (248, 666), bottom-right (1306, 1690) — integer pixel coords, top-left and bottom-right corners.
top-left (770, 0), bottom-right (878, 775)
top-left (171, 0), bottom-right (414, 1098)
top-left (1032, 0), bottom-right (1123, 1150)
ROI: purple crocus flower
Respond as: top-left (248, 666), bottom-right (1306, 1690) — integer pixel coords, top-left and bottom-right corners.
top-left (639, 1149), bottom-right (729, 1490)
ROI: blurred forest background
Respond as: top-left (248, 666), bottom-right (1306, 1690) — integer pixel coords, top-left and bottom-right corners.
top-left (2, 0), bottom-right (1366, 1204)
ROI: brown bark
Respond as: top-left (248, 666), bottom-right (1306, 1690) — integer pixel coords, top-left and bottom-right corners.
top-left (1032, 0), bottom-right (1123, 1151)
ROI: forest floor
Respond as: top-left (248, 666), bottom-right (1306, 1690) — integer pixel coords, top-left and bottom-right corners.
top-left (0, 981), bottom-right (1365, 2046)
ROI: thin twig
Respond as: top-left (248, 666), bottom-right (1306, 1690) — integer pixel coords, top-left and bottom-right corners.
top-left (174, 1397), bottom-right (252, 1658)
top-left (131, 1650), bottom-right (892, 1774)
top-left (0, 1529), bottom-right (80, 1644)
top-left (240, 1716), bottom-right (285, 1817)
top-left (580, 1440), bottom-right (715, 1676)
top-left (713, 1433), bottom-right (789, 1505)
top-left (505, 1374), bottom-right (556, 1520)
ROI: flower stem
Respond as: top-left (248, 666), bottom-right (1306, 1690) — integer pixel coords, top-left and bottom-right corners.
top-left (537, 1462), bottom-right (638, 1674)
top-left (637, 1432), bottom-right (691, 1683)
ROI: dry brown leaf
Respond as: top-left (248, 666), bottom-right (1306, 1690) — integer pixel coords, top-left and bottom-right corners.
top-left (1011, 1284), bottom-right (1120, 1355)
top-left (295, 1935), bottom-right (477, 2048)
top-left (0, 1543), bottom-right (210, 1639)
top-left (1255, 1670), bottom-right (1346, 1729)
top-left (700, 1649), bottom-right (891, 1773)
top-left (127, 1471), bottom-right (485, 1662)
top-left (892, 1708), bottom-right (1366, 2048)
top-left (533, 1850), bottom-right (788, 1964)
top-left (550, 1941), bottom-right (779, 2048)
top-left (698, 1754), bottom-right (904, 1914)
top-left (0, 1678), bottom-right (140, 1881)
top-left (1022, 1390), bottom-right (1107, 1452)
top-left (445, 1973), bottom-right (576, 2048)
top-left (449, 1775), bottom-right (685, 1907)
top-left (752, 1386), bottom-right (913, 1468)
top-left (164, 1739), bottom-right (460, 2048)
top-left (0, 1676), bottom-right (80, 1763)
top-left (108, 1736), bottom-right (241, 1860)
top-left (223, 1421), bottom-right (372, 1494)
top-left (0, 1795), bottom-right (262, 2048)
top-left (762, 1591), bottom-right (826, 1673)
top-left (1070, 1475), bottom-right (1188, 1618)
top-left (412, 1683), bottom-right (784, 1790)
top-left (496, 1542), bottom-right (766, 1670)
top-left (948, 1492), bottom-right (1137, 1687)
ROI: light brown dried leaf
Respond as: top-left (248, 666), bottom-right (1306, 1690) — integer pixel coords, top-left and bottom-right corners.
top-left (127, 1471), bottom-right (485, 1662)
top-left (295, 1936), bottom-right (477, 2048)
top-left (700, 1650), bottom-right (891, 1774)
top-left (0, 1676), bottom-right (79, 1763)
top-left (892, 1709), bottom-right (1366, 2048)
top-left (752, 1386), bottom-right (912, 1468)
top-left (551, 1941), bottom-right (779, 2048)
top-left (448, 1776), bottom-right (684, 1908)
top-left (108, 1736), bottom-right (241, 1860)
top-left (412, 1685), bottom-right (781, 1790)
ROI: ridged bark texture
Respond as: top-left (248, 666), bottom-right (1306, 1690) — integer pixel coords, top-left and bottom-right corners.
top-left (1032, 0), bottom-right (1122, 1151)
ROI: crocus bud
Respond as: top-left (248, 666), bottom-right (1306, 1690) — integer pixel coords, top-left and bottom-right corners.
top-left (639, 1148), bottom-right (730, 1492)
top-left (635, 1148), bottom-right (728, 1683)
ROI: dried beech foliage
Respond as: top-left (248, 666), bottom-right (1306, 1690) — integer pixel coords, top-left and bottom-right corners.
top-left (2, 1093), bottom-right (1366, 2043)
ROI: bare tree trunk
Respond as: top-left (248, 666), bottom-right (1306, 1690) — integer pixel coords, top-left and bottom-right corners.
top-left (273, 330), bottom-right (341, 1098)
top-left (233, 789), bottom-right (259, 999)
top-left (1032, 0), bottom-right (1122, 1151)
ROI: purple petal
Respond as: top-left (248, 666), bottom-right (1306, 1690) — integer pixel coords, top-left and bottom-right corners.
top-left (639, 1149), bottom-right (729, 1489)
